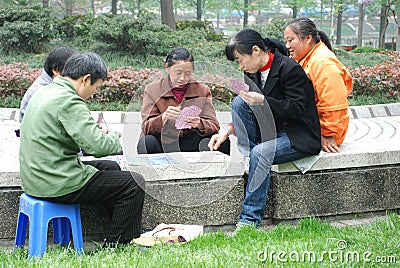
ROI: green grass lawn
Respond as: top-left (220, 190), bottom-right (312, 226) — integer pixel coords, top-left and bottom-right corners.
top-left (1, 214), bottom-right (399, 267)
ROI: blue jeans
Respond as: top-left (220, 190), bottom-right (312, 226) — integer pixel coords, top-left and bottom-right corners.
top-left (232, 96), bottom-right (310, 227)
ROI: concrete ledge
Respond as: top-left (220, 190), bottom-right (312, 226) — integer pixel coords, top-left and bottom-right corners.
top-left (272, 115), bottom-right (400, 173)
top-left (265, 165), bottom-right (400, 221)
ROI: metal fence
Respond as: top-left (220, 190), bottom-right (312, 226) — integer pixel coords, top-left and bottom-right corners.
top-left (339, 36), bottom-right (397, 50)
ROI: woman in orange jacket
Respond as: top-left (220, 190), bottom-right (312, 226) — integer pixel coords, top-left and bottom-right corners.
top-left (284, 17), bottom-right (353, 153)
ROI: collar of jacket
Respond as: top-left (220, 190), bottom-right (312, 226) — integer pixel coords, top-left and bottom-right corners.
top-left (244, 48), bottom-right (283, 96)
top-left (159, 77), bottom-right (201, 99)
top-left (298, 41), bottom-right (323, 68)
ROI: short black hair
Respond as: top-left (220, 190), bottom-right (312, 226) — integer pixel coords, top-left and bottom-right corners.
top-left (43, 46), bottom-right (76, 78)
top-left (62, 52), bottom-right (107, 85)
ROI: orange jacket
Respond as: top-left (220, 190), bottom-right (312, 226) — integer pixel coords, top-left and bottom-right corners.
top-left (298, 41), bottom-right (353, 145)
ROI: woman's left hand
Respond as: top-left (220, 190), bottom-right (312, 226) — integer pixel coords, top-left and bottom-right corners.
top-left (185, 116), bottom-right (203, 129)
top-left (240, 91), bottom-right (264, 105)
top-left (321, 135), bottom-right (340, 153)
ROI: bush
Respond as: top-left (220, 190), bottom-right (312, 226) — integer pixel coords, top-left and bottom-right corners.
top-left (349, 51), bottom-right (399, 97)
top-left (90, 67), bottom-right (161, 103)
top-left (0, 6), bottom-right (57, 54)
top-left (91, 12), bottom-right (177, 56)
top-left (176, 20), bottom-right (225, 42)
top-left (352, 47), bottom-right (385, 53)
top-left (0, 5), bottom-right (46, 26)
top-left (0, 62), bottom-right (40, 98)
top-left (251, 19), bottom-right (287, 41)
top-left (1, 51), bottom-right (399, 109)
top-left (58, 14), bottom-right (96, 46)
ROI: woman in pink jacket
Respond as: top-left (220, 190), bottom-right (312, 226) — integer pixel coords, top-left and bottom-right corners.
top-left (284, 17), bottom-right (353, 153)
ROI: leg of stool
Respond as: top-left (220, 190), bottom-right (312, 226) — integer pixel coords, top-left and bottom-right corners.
top-left (14, 213), bottom-right (28, 249)
top-left (52, 217), bottom-right (70, 245)
top-left (28, 224), bottom-right (48, 258)
top-left (71, 207), bottom-right (84, 253)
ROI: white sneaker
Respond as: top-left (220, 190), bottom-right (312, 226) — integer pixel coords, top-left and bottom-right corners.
top-left (232, 221), bottom-right (257, 236)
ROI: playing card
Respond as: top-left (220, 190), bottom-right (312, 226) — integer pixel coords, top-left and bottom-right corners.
top-left (231, 79), bottom-right (249, 94)
top-left (175, 105), bottom-right (202, 130)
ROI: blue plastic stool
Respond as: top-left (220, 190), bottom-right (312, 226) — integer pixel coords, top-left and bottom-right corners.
top-left (14, 193), bottom-right (84, 258)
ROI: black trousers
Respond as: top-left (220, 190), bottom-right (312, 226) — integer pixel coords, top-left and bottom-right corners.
top-left (137, 134), bottom-right (231, 155)
top-left (41, 160), bottom-right (145, 243)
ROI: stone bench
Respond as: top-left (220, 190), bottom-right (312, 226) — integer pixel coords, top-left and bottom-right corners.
top-left (1, 103), bottom-right (400, 240)
top-left (266, 103), bottom-right (400, 223)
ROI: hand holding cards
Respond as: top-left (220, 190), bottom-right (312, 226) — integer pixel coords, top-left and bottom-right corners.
top-left (231, 79), bottom-right (249, 94)
top-left (175, 105), bottom-right (202, 129)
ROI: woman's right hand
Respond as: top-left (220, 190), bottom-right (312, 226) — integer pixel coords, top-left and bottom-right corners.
top-left (162, 106), bottom-right (181, 124)
top-left (208, 131), bottom-right (229, 151)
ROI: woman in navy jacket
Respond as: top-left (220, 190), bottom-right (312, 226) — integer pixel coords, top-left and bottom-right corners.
top-left (209, 29), bottom-right (321, 229)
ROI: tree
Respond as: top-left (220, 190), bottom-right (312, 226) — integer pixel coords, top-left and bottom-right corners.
top-left (335, 0), bottom-right (346, 45)
top-left (196, 0), bottom-right (202, 20)
top-left (283, 0), bottom-right (301, 18)
top-left (65, 0), bottom-right (73, 16)
top-left (378, 0), bottom-right (396, 48)
top-left (243, 0), bottom-right (248, 27)
top-left (161, 0), bottom-right (176, 30)
top-left (112, 0), bottom-right (117, 15)
top-left (357, 0), bottom-right (366, 47)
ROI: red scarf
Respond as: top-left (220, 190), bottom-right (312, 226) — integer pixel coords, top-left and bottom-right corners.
top-left (259, 51), bottom-right (274, 72)
top-left (169, 78), bottom-right (189, 103)
top-left (172, 86), bottom-right (188, 103)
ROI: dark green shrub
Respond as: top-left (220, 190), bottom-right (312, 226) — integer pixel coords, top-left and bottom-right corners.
top-left (0, 6), bottom-right (58, 54)
top-left (353, 47), bottom-right (386, 53)
top-left (176, 20), bottom-right (225, 42)
top-left (91, 12), bottom-right (176, 56)
top-left (58, 14), bottom-right (96, 45)
top-left (0, 5), bottom-right (47, 26)
top-left (251, 19), bottom-right (287, 41)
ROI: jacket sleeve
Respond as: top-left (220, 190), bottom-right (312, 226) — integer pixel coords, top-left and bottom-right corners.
top-left (58, 96), bottom-right (122, 158)
top-left (312, 61), bottom-right (351, 113)
top-left (141, 84), bottom-right (164, 136)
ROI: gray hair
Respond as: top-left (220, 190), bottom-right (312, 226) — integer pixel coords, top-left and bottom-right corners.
top-left (62, 52), bottom-right (107, 84)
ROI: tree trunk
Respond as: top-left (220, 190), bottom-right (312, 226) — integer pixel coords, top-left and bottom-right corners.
top-left (292, 6), bottom-right (297, 19)
top-left (378, 3), bottom-right (389, 48)
top-left (90, 0), bottom-right (95, 14)
top-left (357, 3), bottom-right (364, 48)
top-left (196, 0), bottom-right (202, 20)
top-left (243, 0), bottom-right (248, 27)
top-left (137, 0), bottom-right (141, 13)
top-left (336, 7), bottom-right (343, 45)
top-left (65, 0), bottom-right (73, 16)
top-left (397, 0), bottom-right (400, 51)
top-left (112, 0), bottom-right (117, 15)
top-left (42, 0), bottom-right (49, 8)
top-left (161, 0), bottom-right (176, 30)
